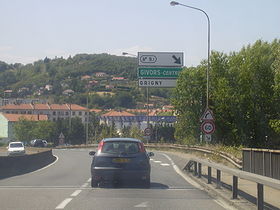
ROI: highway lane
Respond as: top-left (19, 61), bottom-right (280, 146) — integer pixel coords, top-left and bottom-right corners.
top-left (0, 149), bottom-right (234, 210)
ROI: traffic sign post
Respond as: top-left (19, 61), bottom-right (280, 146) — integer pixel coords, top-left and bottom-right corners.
top-left (138, 52), bottom-right (184, 67)
top-left (138, 79), bottom-right (177, 87)
top-left (201, 108), bottom-right (214, 121)
top-left (201, 121), bottom-right (215, 135)
top-left (138, 67), bottom-right (182, 78)
top-left (144, 127), bottom-right (152, 136)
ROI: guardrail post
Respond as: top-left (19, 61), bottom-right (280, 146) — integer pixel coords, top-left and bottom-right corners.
top-left (198, 163), bottom-right (202, 178)
top-left (257, 183), bottom-right (264, 210)
top-left (216, 169), bottom-right (221, 189)
top-left (194, 162), bottom-right (198, 176)
top-left (208, 166), bottom-right (212, 184)
top-left (232, 176), bottom-right (238, 199)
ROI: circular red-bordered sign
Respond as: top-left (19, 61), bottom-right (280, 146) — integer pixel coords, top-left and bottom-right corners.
top-left (201, 121), bottom-right (215, 134)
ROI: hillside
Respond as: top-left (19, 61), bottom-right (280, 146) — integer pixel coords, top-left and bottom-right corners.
top-left (0, 54), bottom-right (173, 109)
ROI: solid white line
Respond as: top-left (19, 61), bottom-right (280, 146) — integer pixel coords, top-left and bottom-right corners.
top-left (71, 190), bottom-right (82, 197)
top-left (55, 198), bottom-right (72, 209)
top-left (26, 155), bottom-right (59, 175)
top-left (160, 153), bottom-right (237, 210)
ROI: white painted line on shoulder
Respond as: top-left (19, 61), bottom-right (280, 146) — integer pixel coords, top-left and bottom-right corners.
top-left (134, 201), bottom-right (148, 208)
top-left (160, 163), bottom-right (170, 166)
top-left (55, 198), bottom-right (72, 209)
top-left (71, 190), bottom-right (82, 197)
top-left (81, 183), bottom-right (88, 188)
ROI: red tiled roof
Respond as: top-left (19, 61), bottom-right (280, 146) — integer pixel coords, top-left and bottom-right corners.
top-left (33, 104), bottom-right (50, 110)
top-left (102, 111), bottom-right (135, 117)
top-left (90, 109), bottom-right (103, 113)
top-left (1, 104), bottom-right (33, 110)
top-left (1, 103), bottom-right (88, 111)
top-left (68, 104), bottom-right (88, 111)
top-left (50, 104), bottom-right (69, 110)
top-left (2, 114), bottom-right (48, 122)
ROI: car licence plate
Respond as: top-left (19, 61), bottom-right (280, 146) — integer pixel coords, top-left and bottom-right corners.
top-left (112, 158), bottom-right (130, 163)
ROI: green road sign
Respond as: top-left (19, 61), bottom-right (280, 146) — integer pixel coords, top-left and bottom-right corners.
top-left (138, 67), bottom-right (182, 78)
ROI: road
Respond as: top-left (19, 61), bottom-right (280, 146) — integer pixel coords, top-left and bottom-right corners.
top-left (0, 149), bottom-right (234, 210)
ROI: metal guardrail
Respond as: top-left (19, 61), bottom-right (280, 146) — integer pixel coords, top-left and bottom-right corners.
top-left (185, 157), bottom-right (280, 210)
top-left (243, 148), bottom-right (280, 180)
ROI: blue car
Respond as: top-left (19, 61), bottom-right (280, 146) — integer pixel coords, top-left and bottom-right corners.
top-left (89, 138), bottom-right (154, 188)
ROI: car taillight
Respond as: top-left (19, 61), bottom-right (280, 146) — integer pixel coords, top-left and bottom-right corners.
top-left (97, 140), bottom-right (104, 151)
top-left (138, 142), bottom-right (146, 153)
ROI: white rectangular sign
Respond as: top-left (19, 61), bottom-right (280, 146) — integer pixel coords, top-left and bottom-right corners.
top-left (138, 79), bottom-right (177, 87)
top-left (138, 52), bottom-right (184, 67)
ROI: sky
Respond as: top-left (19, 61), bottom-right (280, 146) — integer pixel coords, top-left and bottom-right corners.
top-left (0, 0), bottom-right (279, 67)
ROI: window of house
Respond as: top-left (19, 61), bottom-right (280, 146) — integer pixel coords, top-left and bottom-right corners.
top-left (79, 111), bottom-right (82, 116)
top-left (27, 111), bottom-right (32, 114)
top-left (72, 111), bottom-right (76, 116)
top-left (65, 112), bottom-right (69, 116)
top-left (53, 111), bottom-right (56, 115)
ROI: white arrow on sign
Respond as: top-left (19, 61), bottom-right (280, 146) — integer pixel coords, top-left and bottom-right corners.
top-left (138, 52), bottom-right (184, 67)
top-left (201, 109), bottom-right (214, 121)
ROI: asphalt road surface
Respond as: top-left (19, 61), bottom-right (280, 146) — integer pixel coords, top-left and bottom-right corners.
top-left (0, 149), bottom-right (234, 210)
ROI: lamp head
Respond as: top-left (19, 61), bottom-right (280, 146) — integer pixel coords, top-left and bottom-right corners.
top-left (170, 1), bottom-right (179, 6)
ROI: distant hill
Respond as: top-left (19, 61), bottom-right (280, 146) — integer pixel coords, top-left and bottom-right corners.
top-left (0, 53), bottom-right (137, 93)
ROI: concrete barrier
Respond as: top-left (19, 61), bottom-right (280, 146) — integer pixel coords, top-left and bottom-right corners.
top-left (0, 150), bottom-right (56, 179)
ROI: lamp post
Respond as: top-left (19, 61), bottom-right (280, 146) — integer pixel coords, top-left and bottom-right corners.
top-left (170, 1), bottom-right (211, 108)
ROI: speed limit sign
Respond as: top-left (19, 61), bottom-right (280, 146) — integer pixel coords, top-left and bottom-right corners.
top-left (201, 121), bottom-right (215, 134)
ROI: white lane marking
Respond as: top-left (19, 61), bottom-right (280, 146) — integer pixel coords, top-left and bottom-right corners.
top-left (160, 163), bottom-right (170, 166)
top-left (153, 160), bottom-right (161, 163)
top-left (160, 153), bottom-right (203, 190)
top-left (81, 183), bottom-right (88, 188)
top-left (71, 190), bottom-right (82, 197)
top-left (150, 158), bottom-right (154, 161)
top-left (134, 201), bottom-right (148, 207)
top-left (160, 153), bottom-right (237, 210)
top-left (55, 198), bottom-right (72, 209)
top-left (87, 178), bottom-right (91, 182)
top-left (18, 155), bottom-right (59, 176)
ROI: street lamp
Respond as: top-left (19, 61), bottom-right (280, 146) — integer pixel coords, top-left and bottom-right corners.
top-left (170, 1), bottom-right (211, 108)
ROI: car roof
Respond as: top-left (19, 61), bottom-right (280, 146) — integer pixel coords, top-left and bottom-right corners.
top-left (102, 138), bottom-right (142, 143)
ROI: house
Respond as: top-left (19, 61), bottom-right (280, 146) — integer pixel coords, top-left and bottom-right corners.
top-left (95, 72), bottom-right (108, 77)
top-left (0, 113), bottom-right (48, 141)
top-left (0, 103), bottom-right (89, 124)
top-left (45, 85), bottom-right (53, 91)
top-left (112, 77), bottom-right (125, 81)
top-left (62, 89), bottom-right (74, 96)
top-left (81, 75), bottom-right (91, 80)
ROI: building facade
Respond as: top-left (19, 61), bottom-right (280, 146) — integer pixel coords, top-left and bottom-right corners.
top-left (0, 103), bottom-right (89, 123)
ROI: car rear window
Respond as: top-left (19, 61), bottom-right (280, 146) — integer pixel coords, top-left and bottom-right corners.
top-left (102, 141), bottom-right (139, 154)
top-left (10, 143), bottom-right (23, 148)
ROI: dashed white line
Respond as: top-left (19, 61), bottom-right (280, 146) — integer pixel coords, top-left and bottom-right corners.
top-left (55, 198), bottom-right (72, 209)
top-left (160, 163), bottom-right (170, 166)
top-left (71, 190), bottom-right (82, 197)
top-left (87, 178), bottom-right (91, 182)
top-left (153, 160), bottom-right (162, 163)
